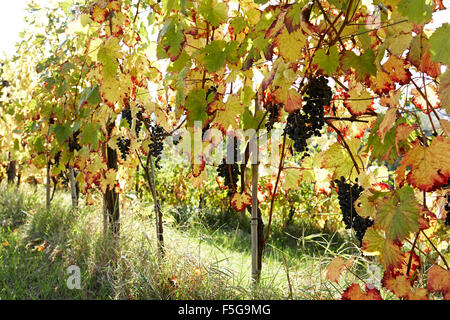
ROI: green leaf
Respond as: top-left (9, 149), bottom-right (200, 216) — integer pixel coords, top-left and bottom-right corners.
top-left (341, 50), bottom-right (377, 80)
top-left (314, 46), bottom-right (339, 75)
top-left (54, 123), bottom-right (72, 145)
top-left (201, 40), bottom-right (227, 73)
top-left (374, 186), bottom-right (420, 241)
top-left (429, 23), bottom-right (450, 65)
top-left (199, 0), bottom-right (228, 28)
top-left (185, 89), bottom-right (208, 126)
top-left (79, 123), bottom-right (99, 146)
top-left (398, 0), bottom-right (433, 25)
top-left (97, 46), bottom-right (118, 80)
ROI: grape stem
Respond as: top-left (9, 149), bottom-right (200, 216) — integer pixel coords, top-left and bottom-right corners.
top-left (420, 229), bottom-right (449, 270)
top-left (327, 120), bottom-right (361, 175)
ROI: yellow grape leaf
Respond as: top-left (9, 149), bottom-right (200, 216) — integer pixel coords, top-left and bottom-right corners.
top-left (377, 107), bottom-right (397, 144)
top-left (346, 83), bottom-right (374, 116)
top-left (282, 168), bottom-right (302, 191)
top-left (187, 169), bottom-right (206, 189)
top-left (325, 257), bottom-right (354, 283)
top-left (212, 94), bottom-right (243, 132)
top-left (395, 123), bottom-right (414, 153)
top-left (230, 191), bottom-right (252, 212)
top-left (371, 56), bottom-right (411, 94)
top-left (395, 136), bottom-right (450, 192)
top-left (355, 189), bottom-right (377, 218)
top-left (362, 227), bottom-right (403, 269)
top-left (322, 138), bottom-right (362, 180)
top-left (100, 169), bottom-right (117, 193)
top-left (275, 28), bottom-right (306, 63)
top-left (341, 283), bottom-right (383, 300)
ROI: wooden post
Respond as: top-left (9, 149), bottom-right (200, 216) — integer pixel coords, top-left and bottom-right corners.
top-left (6, 160), bottom-right (16, 184)
top-left (46, 161), bottom-right (51, 210)
top-left (148, 154), bottom-right (164, 256)
top-left (69, 166), bottom-right (78, 208)
top-left (103, 123), bottom-right (120, 237)
top-left (251, 96), bottom-right (261, 285)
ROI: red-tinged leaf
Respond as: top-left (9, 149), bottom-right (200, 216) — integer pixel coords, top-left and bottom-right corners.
top-left (345, 83), bottom-right (374, 116)
top-left (377, 107), bottom-right (397, 144)
top-left (362, 227), bottom-right (404, 269)
top-left (212, 95), bottom-right (243, 133)
top-left (373, 186), bottom-right (421, 241)
top-left (90, 4), bottom-right (109, 23)
top-left (284, 89), bottom-right (303, 114)
top-left (395, 136), bottom-right (450, 192)
top-left (395, 123), bottom-right (414, 154)
top-left (230, 191), bottom-right (252, 212)
top-left (411, 84), bottom-right (440, 113)
top-left (382, 273), bottom-right (428, 300)
top-left (191, 158), bottom-right (205, 177)
top-left (341, 283), bottom-right (383, 300)
top-left (325, 257), bottom-right (354, 283)
top-left (427, 265), bottom-right (450, 300)
top-left (371, 56), bottom-right (411, 95)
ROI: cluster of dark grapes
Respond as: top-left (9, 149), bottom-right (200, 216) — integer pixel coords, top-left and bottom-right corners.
top-left (217, 136), bottom-right (241, 196)
top-left (69, 130), bottom-right (82, 152)
top-left (121, 108), bottom-right (143, 137)
top-left (265, 101), bottom-right (282, 132)
top-left (335, 176), bottom-right (374, 245)
top-left (284, 76), bottom-right (332, 153)
top-left (135, 110), bottom-right (143, 136)
top-left (148, 123), bottom-right (166, 169)
top-left (117, 137), bottom-right (131, 160)
top-left (52, 151), bottom-right (61, 167)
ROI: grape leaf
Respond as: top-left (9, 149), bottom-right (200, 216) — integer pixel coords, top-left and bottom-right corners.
top-left (313, 46), bottom-right (339, 75)
top-left (322, 138), bottom-right (362, 180)
top-left (427, 265), bottom-right (450, 300)
top-left (199, 0), bottom-right (228, 28)
top-left (382, 273), bottom-right (428, 300)
top-left (325, 257), bottom-right (354, 283)
top-left (373, 186), bottom-right (420, 241)
top-left (79, 123), bottom-right (100, 146)
top-left (230, 191), bottom-right (252, 212)
top-left (438, 69), bottom-right (450, 114)
top-left (212, 95), bottom-right (243, 133)
top-left (341, 50), bottom-right (377, 82)
top-left (362, 227), bottom-right (403, 268)
top-left (185, 89), bottom-right (208, 126)
top-left (282, 168), bottom-right (302, 191)
top-left (341, 283), bottom-right (383, 300)
top-left (201, 40), bottom-right (227, 73)
top-left (395, 136), bottom-right (450, 192)
top-left (398, 0), bottom-right (433, 25)
top-left (429, 23), bottom-right (450, 65)
top-left (275, 28), bottom-right (306, 62)
top-left (53, 123), bottom-right (72, 145)
top-left (345, 83), bottom-right (374, 116)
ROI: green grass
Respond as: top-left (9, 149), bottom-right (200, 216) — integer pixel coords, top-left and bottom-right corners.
top-left (0, 182), bottom-right (378, 300)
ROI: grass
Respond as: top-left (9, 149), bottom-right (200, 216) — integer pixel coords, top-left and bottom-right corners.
top-left (0, 182), bottom-right (378, 300)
